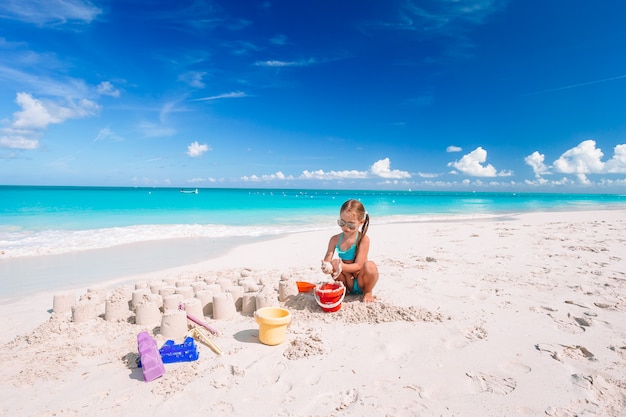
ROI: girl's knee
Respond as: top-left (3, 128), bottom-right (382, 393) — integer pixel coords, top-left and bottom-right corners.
top-left (363, 261), bottom-right (378, 275)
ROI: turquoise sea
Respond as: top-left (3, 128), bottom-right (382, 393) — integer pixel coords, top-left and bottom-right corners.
top-left (1, 186), bottom-right (625, 298)
top-left (2, 185), bottom-right (626, 257)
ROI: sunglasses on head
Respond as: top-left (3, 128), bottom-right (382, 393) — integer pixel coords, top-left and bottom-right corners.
top-left (337, 219), bottom-right (358, 230)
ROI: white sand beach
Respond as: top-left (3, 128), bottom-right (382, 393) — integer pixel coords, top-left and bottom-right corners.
top-left (0, 209), bottom-right (625, 417)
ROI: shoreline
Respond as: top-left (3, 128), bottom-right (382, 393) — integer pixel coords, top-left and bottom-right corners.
top-left (0, 209), bottom-right (624, 416)
top-left (3, 202), bottom-right (626, 260)
top-left (0, 235), bottom-right (275, 300)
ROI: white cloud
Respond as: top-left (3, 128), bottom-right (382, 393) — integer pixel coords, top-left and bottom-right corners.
top-left (178, 71), bottom-right (207, 88)
top-left (370, 158), bottom-right (411, 179)
top-left (245, 158), bottom-right (412, 182)
top-left (524, 177), bottom-right (573, 187)
top-left (158, 100), bottom-right (183, 125)
top-left (417, 172), bottom-right (440, 178)
top-left (193, 91), bottom-right (247, 101)
top-left (186, 141), bottom-right (211, 157)
top-left (12, 92), bottom-right (100, 129)
top-left (138, 122), bottom-right (176, 138)
top-left (0, 61), bottom-right (94, 99)
top-left (270, 34), bottom-right (288, 46)
top-left (300, 169), bottom-right (369, 180)
top-left (576, 173), bottom-right (592, 185)
top-left (553, 140), bottom-right (605, 175)
top-left (0, 0), bottom-right (102, 25)
top-left (598, 178), bottom-right (626, 186)
top-left (92, 127), bottom-right (123, 143)
top-left (0, 92), bottom-right (100, 150)
top-left (223, 40), bottom-right (262, 56)
top-left (96, 81), bottom-right (120, 98)
top-left (526, 140), bottom-right (626, 184)
top-left (447, 147), bottom-right (500, 177)
top-left (605, 144), bottom-right (626, 173)
top-left (550, 139), bottom-right (626, 183)
top-left (254, 58), bottom-right (317, 67)
top-left (525, 74), bottom-right (626, 97)
top-left (382, 0), bottom-right (505, 61)
top-left (398, 0), bottom-right (505, 33)
top-left (242, 171), bottom-right (291, 181)
top-left (0, 134), bottom-right (39, 149)
top-left (446, 145), bottom-right (462, 152)
top-left (524, 151), bottom-right (550, 177)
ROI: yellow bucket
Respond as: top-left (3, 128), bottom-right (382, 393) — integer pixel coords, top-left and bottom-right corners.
top-left (254, 307), bottom-right (292, 346)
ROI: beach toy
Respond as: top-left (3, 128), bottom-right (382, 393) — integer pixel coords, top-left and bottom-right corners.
top-left (254, 307), bottom-right (292, 346)
top-left (314, 281), bottom-right (346, 312)
top-left (137, 331), bottom-right (165, 382)
top-left (189, 327), bottom-right (223, 355)
top-left (296, 281), bottom-right (316, 293)
top-left (179, 303), bottom-right (219, 335)
top-left (159, 337), bottom-right (199, 363)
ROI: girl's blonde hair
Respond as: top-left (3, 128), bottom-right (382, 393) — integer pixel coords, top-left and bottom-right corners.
top-left (340, 199), bottom-right (370, 253)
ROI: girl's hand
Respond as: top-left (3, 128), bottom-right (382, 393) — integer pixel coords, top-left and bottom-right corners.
top-left (321, 260), bottom-right (334, 274)
top-left (331, 259), bottom-right (342, 279)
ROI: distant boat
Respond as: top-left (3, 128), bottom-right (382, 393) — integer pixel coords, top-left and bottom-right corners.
top-left (180, 188), bottom-right (198, 194)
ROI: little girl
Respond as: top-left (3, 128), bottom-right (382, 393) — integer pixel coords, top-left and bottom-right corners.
top-left (321, 199), bottom-right (379, 302)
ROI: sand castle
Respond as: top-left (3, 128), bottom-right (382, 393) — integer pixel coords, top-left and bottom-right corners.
top-left (53, 270), bottom-right (301, 345)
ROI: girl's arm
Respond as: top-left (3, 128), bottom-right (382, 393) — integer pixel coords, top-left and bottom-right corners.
top-left (322, 235), bottom-right (343, 276)
top-left (323, 234), bottom-right (339, 262)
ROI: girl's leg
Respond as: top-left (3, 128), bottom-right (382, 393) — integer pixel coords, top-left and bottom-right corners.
top-left (358, 261), bottom-right (379, 302)
top-left (335, 273), bottom-right (351, 291)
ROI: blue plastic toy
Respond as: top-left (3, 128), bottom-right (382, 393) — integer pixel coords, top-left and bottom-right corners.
top-left (159, 336), bottom-right (200, 363)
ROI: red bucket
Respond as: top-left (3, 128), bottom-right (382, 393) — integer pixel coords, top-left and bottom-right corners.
top-left (314, 282), bottom-right (346, 312)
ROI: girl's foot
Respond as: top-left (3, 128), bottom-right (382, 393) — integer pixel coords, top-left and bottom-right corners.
top-left (362, 292), bottom-right (375, 302)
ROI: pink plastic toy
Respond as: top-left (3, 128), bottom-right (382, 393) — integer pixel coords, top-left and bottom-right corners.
top-left (178, 303), bottom-right (219, 335)
top-left (137, 331), bottom-right (165, 382)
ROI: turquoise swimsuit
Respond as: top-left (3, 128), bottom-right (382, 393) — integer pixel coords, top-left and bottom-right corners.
top-left (351, 279), bottom-right (363, 295)
top-left (336, 232), bottom-right (358, 260)
top-left (336, 233), bottom-right (363, 294)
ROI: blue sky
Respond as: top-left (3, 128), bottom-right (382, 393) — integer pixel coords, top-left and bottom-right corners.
top-left (1, 0), bottom-right (626, 191)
